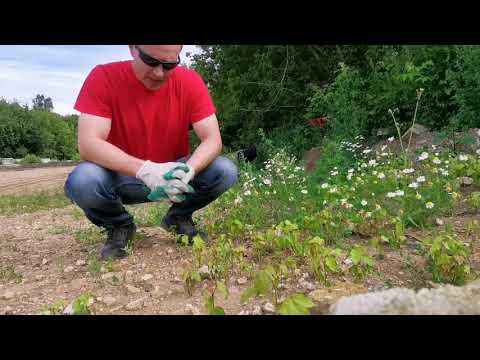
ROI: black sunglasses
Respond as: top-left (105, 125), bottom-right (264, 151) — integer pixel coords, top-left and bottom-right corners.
top-left (135, 46), bottom-right (180, 70)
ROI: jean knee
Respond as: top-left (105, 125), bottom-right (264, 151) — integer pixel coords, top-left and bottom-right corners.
top-left (215, 156), bottom-right (239, 190)
top-left (65, 161), bottom-right (112, 207)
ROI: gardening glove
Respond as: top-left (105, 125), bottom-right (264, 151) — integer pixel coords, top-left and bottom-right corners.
top-left (136, 160), bottom-right (194, 203)
top-left (171, 162), bottom-right (195, 185)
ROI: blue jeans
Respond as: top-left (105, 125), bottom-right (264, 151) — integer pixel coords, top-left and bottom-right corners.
top-left (64, 156), bottom-right (239, 228)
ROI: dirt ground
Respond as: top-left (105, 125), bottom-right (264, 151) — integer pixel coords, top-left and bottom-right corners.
top-left (0, 166), bottom-right (75, 196)
top-left (1, 166), bottom-right (479, 315)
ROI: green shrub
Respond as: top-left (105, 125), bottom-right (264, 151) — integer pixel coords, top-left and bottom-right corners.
top-left (19, 154), bottom-right (41, 164)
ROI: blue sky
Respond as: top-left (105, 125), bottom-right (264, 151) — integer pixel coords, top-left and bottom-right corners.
top-left (0, 45), bottom-right (202, 116)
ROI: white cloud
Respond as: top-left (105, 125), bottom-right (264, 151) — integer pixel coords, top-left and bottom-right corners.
top-left (0, 45), bottom-right (202, 116)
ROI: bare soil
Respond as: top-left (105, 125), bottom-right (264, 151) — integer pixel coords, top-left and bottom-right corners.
top-left (1, 166), bottom-right (479, 315)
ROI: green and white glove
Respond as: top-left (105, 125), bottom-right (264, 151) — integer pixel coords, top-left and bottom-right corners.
top-left (136, 160), bottom-right (193, 203)
top-left (171, 163), bottom-right (195, 185)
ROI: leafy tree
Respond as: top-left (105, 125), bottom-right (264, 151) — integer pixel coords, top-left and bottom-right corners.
top-left (32, 94), bottom-right (54, 112)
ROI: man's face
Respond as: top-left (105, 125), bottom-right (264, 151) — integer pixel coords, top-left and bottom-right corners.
top-left (131, 45), bottom-right (182, 90)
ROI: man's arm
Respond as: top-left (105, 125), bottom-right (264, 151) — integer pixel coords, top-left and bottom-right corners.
top-left (187, 114), bottom-right (223, 174)
top-left (78, 113), bottom-right (144, 177)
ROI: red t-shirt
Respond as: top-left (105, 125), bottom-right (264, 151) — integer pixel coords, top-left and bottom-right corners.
top-left (74, 61), bottom-right (216, 163)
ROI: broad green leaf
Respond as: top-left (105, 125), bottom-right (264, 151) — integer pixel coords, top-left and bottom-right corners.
top-left (350, 248), bottom-right (362, 265)
top-left (363, 257), bottom-right (375, 267)
top-left (254, 269), bottom-right (273, 295)
top-left (325, 256), bottom-right (338, 272)
top-left (210, 306), bottom-right (225, 315)
top-left (277, 294), bottom-right (315, 315)
top-left (190, 271), bottom-right (201, 282)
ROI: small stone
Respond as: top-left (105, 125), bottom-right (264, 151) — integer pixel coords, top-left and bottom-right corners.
top-left (344, 258), bottom-right (353, 265)
top-left (1, 291), bottom-right (15, 300)
top-left (167, 248), bottom-right (174, 255)
top-left (237, 277), bottom-right (248, 285)
top-left (76, 260), bottom-right (86, 266)
top-left (35, 274), bottom-right (45, 281)
top-left (141, 274), bottom-right (154, 282)
top-left (125, 298), bottom-right (145, 311)
top-left (63, 303), bottom-right (74, 315)
top-left (185, 304), bottom-right (201, 315)
top-left (300, 280), bottom-right (316, 291)
top-left (42, 258), bottom-right (49, 266)
top-left (237, 310), bottom-right (250, 315)
top-left (124, 271), bottom-right (135, 283)
top-left (151, 286), bottom-right (165, 299)
top-left (100, 266), bottom-right (107, 273)
top-left (125, 285), bottom-right (141, 294)
top-left (262, 302), bottom-right (275, 314)
top-left (251, 305), bottom-right (262, 315)
top-left (2, 306), bottom-right (13, 315)
top-left (459, 176), bottom-right (474, 186)
top-left (172, 276), bottom-right (182, 283)
top-left (64, 266), bottom-right (75, 273)
top-left (70, 278), bottom-right (87, 291)
top-left (436, 218), bottom-right (444, 226)
top-left (101, 273), bottom-right (116, 281)
top-left (198, 265), bottom-right (210, 279)
top-left (102, 296), bottom-right (117, 306)
top-left (142, 282), bottom-right (155, 292)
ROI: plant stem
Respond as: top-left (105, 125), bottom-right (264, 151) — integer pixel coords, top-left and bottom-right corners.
top-left (390, 110), bottom-right (407, 166)
top-left (407, 92), bottom-right (423, 153)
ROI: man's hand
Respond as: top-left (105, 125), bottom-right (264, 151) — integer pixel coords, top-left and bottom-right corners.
top-left (171, 163), bottom-right (195, 185)
top-left (136, 160), bottom-right (192, 202)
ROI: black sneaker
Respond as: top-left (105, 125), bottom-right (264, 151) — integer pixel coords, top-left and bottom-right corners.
top-left (160, 214), bottom-right (208, 243)
top-left (101, 223), bottom-right (137, 260)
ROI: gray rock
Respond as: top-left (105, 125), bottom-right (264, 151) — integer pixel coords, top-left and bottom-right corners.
top-left (237, 277), bottom-right (248, 285)
top-left (125, 298), bottom-right (145, 311)
top-left (124, 271), bottom-right (135, 283)
top-left (185, 304), bottom-right (201, 315)
top-left (141, 274), bottom-right (154, 282)
top-left (76, 260), bottom-right (86, 266)
top-left (300, 280), bottom-right (316, 291)
top-left (251, 305), bottom-right (262, 315)
top-left (63, 303), bottom-right (74, 315)
top-left (151, 286), bottom-right (165, 299)
top-left (198, 265), bottom-right (210, 279)
top-left (330, 280), bottom-right (480, 315)
top-left (64, 266), bottom-right (75, 273)
top-left (172, 276), bottom-right (183, 283)
top-left (459, 177), bottom-right (474, 186)
top-left (404, 124), bottom-right (429, 136)
top-left (70, 278), bottom-right (87, 291)
top-left (125, 285), bottom-right (141, 294)
top-left (2, 306), bottom-right (14, 315)
top-left (262, 302), bottom-right (276, 314)
top-left (102, 296), bottom-right (117, 306)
